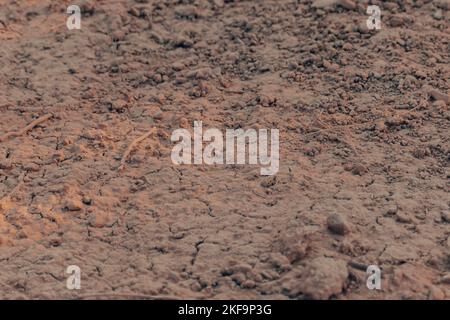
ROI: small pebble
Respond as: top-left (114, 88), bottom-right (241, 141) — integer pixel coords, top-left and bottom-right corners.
top-left (242, 280), bottom-right (256, 289)
top-left (338, 0), bottom-right (356, 10)
top-left (440, 273), bottom-right (450, 285)
top-left (433, 10), bottom-right (443, 21)
top-left (390, 15), bottom-right (404, 27)
top-left (323, 60), bottom-right (339, 72)
top-left (441, 211), bottom-right (450, 223)
top-left (395, 212), bottom-right (413, 224)
top-left (386, 205), bottom-right (398, 216)
top-left (0, 159), bottom-right (13, 170)
top-left (425, 86), bottom-right (449, 104)
top-left (65, 199), bottom-right (83, 211)
top-left (49, 236), bottom-right (63, 247)
top-left (23, 163), bottom-right (40, 172)
top-left (327, 213), bottom-right (350, 235)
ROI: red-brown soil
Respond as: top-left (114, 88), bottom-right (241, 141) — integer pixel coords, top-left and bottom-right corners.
top-left (0, 0), bottom-right (449, 299)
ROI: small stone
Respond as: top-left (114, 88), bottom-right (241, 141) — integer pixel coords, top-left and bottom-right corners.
top-left (179, 117), bottom-right (189, 129)
top-left (155, 94), bottom-right (166, 104)
top-left (128, 7), bottom-right (141, 18)
top-left (190, 281), bottom-right (202, 292)
top-left (375, 121), bottom-right (386, 132)
top-left (440, 274), bottom-right (450, 285)
top-left (23, 163), bottom-right (40, 172)
top-left (152, 73), bottom-right (163, 83)
top-left (80, 1), bottom-right (95, 15)
top-left (395, 212), bottom-right (413, 224)
top-left (327, 213), bottom-right (350, 235)
top-left (338, 0), bottom-right (356, 10)
top-left (351, 164), bottom-right (368, 176)
top-left (342, 43), bottom-right (353, 51)
top-left (82, 196), bottom-right (92, 205)
top-left (171, 35), bottom-right (193, 48)
top-left (242, 280), bottom-right (256, 289)
top-left (49, 236), bottom-right (63, 247)
top-left (385, 205), bottom-right (398, 216)
top-left (441, 211), bottom-right (450, 223)
top-left (323, 60), bottom-right (339, 72)
top-left (112, 30), bottom-right (126, 42)
top-left (65, 199), bottom-right (83, 211)
top-left (0, 159), bottom-right (13, 170)
top-left (171, 61), bottom-right (185, 71)
top-left (175, 5), bottom-right (201, 20)
top-left (424, 86), bottom-right (449, 104)
top-left (275, 230), bottom-right (310, 263)
top-left (187, 68), bottom-right (212, 80)
top-left (390, 15), bottom-right (405, 27)
top-left (231, 272), bottom-right (246, 285)
top-left (52, 151), bottom-right (65, 163)
top-left (433, 9), bottom-right (443, 20)
top-left (433, 100), bottom-right (447, 108)
top-left (415, 70), bottom-right (427, 79)
top-left (112, 100), bottom-right (128, 112)
top-left (110, 64), bottom-right (120, 73)
top-left (212, 0), bottom-right (224, 8)
top-left (312, 0), bottom-right (337, 9)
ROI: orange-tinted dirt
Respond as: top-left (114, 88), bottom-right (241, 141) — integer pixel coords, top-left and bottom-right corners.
top-left (0, 0), bottom-right (449, 299)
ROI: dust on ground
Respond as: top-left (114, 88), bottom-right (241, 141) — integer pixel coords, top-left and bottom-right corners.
top-left (0, 0), bottom-right (449, 299)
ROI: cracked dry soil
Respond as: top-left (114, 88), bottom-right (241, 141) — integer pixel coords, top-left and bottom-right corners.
top-left (0, 0), bottom-right (449, 299)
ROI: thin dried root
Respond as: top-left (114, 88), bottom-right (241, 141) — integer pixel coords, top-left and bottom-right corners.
top-left (0, 114), bottom-right (53, 142)
top-left (118, 128), bottom-right (157, 171)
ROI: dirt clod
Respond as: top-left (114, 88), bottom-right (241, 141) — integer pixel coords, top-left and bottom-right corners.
top-left (298, 257), bottom-right (349, 299)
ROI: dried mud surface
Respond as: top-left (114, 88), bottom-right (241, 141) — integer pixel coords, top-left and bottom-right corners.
top-left (0, 0), bottom-right (449, 300)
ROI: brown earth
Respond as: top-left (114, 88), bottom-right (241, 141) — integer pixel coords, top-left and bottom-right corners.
top-left (0, 0), bottom-right (449, 300)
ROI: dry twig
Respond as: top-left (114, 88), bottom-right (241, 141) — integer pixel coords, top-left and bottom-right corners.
top-left (118, 128), bottom-right (156, 171)
top-left (0, 114), bottom-right (53, 142)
